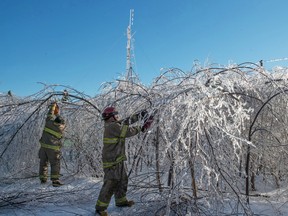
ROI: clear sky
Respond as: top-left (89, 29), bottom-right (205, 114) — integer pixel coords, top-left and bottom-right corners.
top-left (1, 0), bottom-right (288, 97)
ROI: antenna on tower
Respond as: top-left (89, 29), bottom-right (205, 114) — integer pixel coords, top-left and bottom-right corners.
top-left (125, 9), bottom-right (137, 83)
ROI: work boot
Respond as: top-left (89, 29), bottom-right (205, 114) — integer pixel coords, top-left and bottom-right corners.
top-left (40, 179), bottom-right (47, 184)
top-left (52, 180), bottom-right (64, 187)
top-left (95, 209), bottom-right (108, 216)
top-left (116, 200), bottom-right (135, 207)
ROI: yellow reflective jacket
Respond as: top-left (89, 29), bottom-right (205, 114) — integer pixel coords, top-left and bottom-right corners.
top-left (102, 114), bottom-right (141, 168)
top-left (39, 115), bottom-right (65, 151)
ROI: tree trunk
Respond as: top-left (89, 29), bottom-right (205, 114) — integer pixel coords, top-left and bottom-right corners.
top-left (155, 123), bottom-right (162, 192)
top-left (189, 131), bottom-right (197, 198)
top-left (167, 154), bottom-right (174, 188)
top-left (189, 159), bottom-right (197, 198)
top-left (245, 145), bottom-right (250, 203)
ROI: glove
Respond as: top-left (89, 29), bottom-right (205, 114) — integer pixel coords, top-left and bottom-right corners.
top-left (49, 102), bottom-right (59, 115)
top-left (54, 104), bottom-right (60, 115)
top-left (141, 116), bottom-right (154, 132)
top-left (140, 110), bottom-right (148, 119)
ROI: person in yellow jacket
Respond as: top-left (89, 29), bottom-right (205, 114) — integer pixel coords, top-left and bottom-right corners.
top-left (95, 107), bottom-right (153, 216)
top-left (39, 102), bottom-right (66, 187)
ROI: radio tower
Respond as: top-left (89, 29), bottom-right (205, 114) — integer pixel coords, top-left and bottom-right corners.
top-left (125, 9), bottom-right (137, 83)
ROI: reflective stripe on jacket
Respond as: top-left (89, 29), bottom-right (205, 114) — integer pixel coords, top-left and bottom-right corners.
top-left (103, 154), bottom-right (127, 168)
top-left (102, 117), bottom-right (141, 169)
top-left (40, 142), bottom-right (61, 151)
top-left (39, 115), bottom-right (65, 151)
top-left (44, 127), bottom-right (62, 139)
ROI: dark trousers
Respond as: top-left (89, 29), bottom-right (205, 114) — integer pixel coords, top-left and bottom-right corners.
top-left (96, 162), bottom-right (128, 211)
top-left (39, 147), bottom-right (61, 181)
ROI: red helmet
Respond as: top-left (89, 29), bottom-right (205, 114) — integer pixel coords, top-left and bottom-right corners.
top-left (102, 107), bottom-right (118, 120)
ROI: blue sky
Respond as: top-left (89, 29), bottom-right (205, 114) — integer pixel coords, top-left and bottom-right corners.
top-left (1, 0), bottom-right (288, 97)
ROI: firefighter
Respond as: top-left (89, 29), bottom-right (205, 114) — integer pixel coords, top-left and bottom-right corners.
top-left (95, 106), bottom-right (153, 216)
top-left (39, 102), bottom-right (66, 187)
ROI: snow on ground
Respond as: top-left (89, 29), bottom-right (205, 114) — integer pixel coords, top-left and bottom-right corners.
top-left (2, 176), bottom-right (288, 215)
top-left (0, 176), bottom-right (158, 216)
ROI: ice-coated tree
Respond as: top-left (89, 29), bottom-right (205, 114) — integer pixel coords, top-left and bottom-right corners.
top-left (1, 63), bottom-right (288, 215)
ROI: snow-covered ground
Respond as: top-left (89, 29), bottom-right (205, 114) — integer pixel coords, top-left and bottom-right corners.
top-left (0, 176), bottom-right (134, 216)
top-left (2, 175), bottom-right (288, 216)
top-left (0, 176), bottom-right (163, 216)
